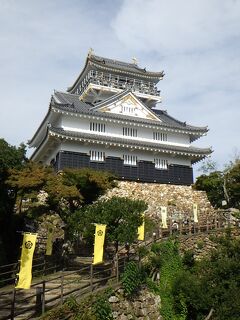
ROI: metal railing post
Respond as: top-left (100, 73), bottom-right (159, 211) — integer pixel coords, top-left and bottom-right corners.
top-left (188, 222), bottom-right (191, 235)
top-left (206, 219), bottom-right (209, 232)
top-left (179, 219), bottom-right (182, 236)
top-left (90, 264), bottom-right (93, 292)
top-left (159, 227), bottom-right (162, 240)
top-left (60, 275), bottom-right (64, 304)
top-left (215, 217), bottom-right (218, 229)
top-left (10, 287), bottom-right (16, 320)
top-left (42, 280), bottom-right (45, 315)
top-left (116, 253), bottom-right (119, 283)
top-left (43, 256), bottom-right (46, 276)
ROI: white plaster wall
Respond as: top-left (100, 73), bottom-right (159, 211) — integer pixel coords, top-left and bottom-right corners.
top-left (53, 115), bottom-right (62, 128)
top-left (62, 115), bottom-right (89, 131)
top-left (44, 144), bottom-right (62, 164)
top-left (61, 115), bottom-right (190, 147)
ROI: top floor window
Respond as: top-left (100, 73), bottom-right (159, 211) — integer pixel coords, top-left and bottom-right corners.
top-left (153, 131), bottom-right (167, 141)
top-left (123, 127), bottom-right (138, 137)
top-left (90, 122), bottom-right (105, 132)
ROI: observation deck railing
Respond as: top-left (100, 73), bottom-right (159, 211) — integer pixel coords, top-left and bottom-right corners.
top-left (76, 71), bottom-right (161, 97)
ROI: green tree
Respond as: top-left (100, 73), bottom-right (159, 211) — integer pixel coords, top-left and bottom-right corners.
top-left (7, 161), bottom-right (54, 216)
top-left (0, 139), bottom-right (26, 262)
top-left (172, 232), bottom-right (240, 320)
top-left (7, 164), bottom-right (115, 217)
top-left (198, 157), bottom-right (217, 174)
top-left (195, 158), bottom-right (240, 209)
top-left (194, 171), bottom-right (224, 208)
top-left (225, 160), bottom-right (240, 208)
top-left (61, 168), bottom-right (116, 205)
top-left (81, 196), bottom-right (147, 252)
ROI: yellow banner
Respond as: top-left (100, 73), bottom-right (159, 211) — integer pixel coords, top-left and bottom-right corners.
top-left (16, 233), bottom-right (37, 289)
top-left (93, 224), bottom-right (106, 265)
top-left (138, 214), bottom-right (145, 241)
top-left (45, 226), bottom-right (54, 256)
top-left (193, 203), bottom-right (198, 223)
top-left (161, 206), bottom-right (168, 228)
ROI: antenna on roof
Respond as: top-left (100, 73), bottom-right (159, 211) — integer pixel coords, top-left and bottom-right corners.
top-left (88, 48), bottom-right (94, 57)
top-left (132, 57), bottom-right (138, 65)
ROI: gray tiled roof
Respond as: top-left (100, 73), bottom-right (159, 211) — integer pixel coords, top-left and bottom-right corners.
top-left (90, 55), bottom-right (164, 78)
top-left (90, 89), bottom-right (133, 109)
top-left (54, 91), bottom-right (92, 111)
top-left (67, 53), bottom-right (164, 92)
top-left (53, 91), bottom-right (208, 136)
top-left (49, 127), bottom-right (212, 158)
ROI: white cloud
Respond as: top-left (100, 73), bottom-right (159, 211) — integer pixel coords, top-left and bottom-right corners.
top-left (111, 0), bottom-right (240, 169)
top-left (112, 0), bottom-right (240, 54)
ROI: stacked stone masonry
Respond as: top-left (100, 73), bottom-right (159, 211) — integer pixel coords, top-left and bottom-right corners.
top-left (103, 181), bottom-right (215, 225)
top-left (109, 287), bottom-right (162, 320)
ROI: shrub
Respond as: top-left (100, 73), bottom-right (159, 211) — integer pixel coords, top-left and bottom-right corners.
top-left (92, 293), bottom-right (113, 320)
top-left (121, 261), bottom-right (142, 297)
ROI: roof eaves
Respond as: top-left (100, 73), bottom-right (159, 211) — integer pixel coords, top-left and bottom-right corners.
top-left (49, 127), bottom-right (212, 156)
top-left (67, 56), bottom-right (90, 93)
top-left (52, 102), bottom-right (207, 134)
top-left (28, 103), bottom-right (52, 146)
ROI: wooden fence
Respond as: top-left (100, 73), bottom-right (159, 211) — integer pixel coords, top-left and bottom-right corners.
top-left (0, 215), bottom-right (239, 320)
top-left (0, 255), bottom-right (128, 320)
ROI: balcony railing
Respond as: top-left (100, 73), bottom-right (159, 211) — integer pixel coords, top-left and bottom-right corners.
top-left (75, 71), bottom-right (160, 97)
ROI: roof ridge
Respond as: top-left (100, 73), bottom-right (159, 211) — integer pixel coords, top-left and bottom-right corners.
top-left (91, 54), bottom-right (137, 68)
top-left (55, 90), bottom-right (81, 98)
top-left (91, 89), bottom-right (132, 109)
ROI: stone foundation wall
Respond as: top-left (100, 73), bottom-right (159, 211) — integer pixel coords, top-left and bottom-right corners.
top-left (109, 287), bottom-right (162, 320)
top-left (104, 181), bottom-right (215, 224)
top-left (36, 212), bottom-right (65, 253)
top-left (178, 228), bottom-right (240, 260)
top-left (35, 181), bottom-right (216, 252)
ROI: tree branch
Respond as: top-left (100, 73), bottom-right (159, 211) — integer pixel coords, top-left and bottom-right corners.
top-left (204, 308), bottom-right (214, 320)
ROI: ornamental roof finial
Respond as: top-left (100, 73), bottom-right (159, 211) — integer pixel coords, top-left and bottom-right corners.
top-left (88, 48), bottom-right (94, 57)
top-left (132, 57), bottom-right (138, 65)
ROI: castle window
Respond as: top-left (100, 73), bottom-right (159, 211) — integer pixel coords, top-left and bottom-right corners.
top-left (90, 122), bottom-right (105, 132)
top-left (123, 127), bottom-right (137, 137)
top-left (121, 105), bottom-right (135, 114)
top-left (123, 154), bottom-right (137, 166)
top-left (154, 158), bottom-right (168, 169)
top-left (153, 131), bottom-right (167, 141)
top-left (90, 150), bottom-right (105, 162)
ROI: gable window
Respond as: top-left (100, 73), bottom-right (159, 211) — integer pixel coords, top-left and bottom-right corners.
top-left (154, 158), bottom-right (168, 169)
top-left (123, 127), bottom-right (138, 137)
top-left (121, 105), bottom-right (135, 114)
top-left (90, 150), bottom-right (105, 162)
top-left (123, 154), bottom-right (137, 166)
top-left (153, 131), bottom-right (167, 141)
top-left (90, 122), bottom-right (105, 132)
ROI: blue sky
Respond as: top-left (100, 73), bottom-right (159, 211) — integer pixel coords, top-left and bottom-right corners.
top-left (0, 0), bottom-right (240, 177)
